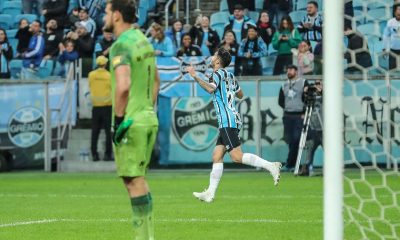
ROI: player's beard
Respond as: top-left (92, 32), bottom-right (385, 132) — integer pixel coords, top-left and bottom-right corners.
top-left (103, 21), bottom-right (114, 34)
top-left (209, 58), bottom-right (216, 69)
top-left (209, 61), bottom-right (215, 69)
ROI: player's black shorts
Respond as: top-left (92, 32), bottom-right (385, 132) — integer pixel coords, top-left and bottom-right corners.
top-left (216, 127), bottom-right (241, 152)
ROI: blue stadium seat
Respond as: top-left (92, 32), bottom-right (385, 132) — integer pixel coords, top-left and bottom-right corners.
top-left (357, 23), bottom-right (381, 38)
top-left (220, 0), bottom-right (228, 12)
top-left (296, 0), bottom-right (308, 11)
top-left (68, 0), bottom-right (78, 14)
top-left (267, 44), bottom-right (277, 56)
top-left (372, 40), bottom-right (384, 54)
top-left (136, 0), bottom-right (156, 27)
top-left (366, 8), bottom-right (391, 22)
top-left (248, 11), bottom-right (259, 23)
top-left (210, 12), bottom-right (229, 39)
top-left (38, 60), bottom-right (54, 78)
top-left (6, 28), bottom-right (17, 38)
top-left (289, 10), bottom-right (306, 26)
top-left (1, 1), bottom-right (22, 15)
top-left (261, 56), bottom-right (277, 75)
top-left (317, 0), bottom-right (323, 10)
top-left (53, 61), bottom-right (63, 76)
top-left (378, 54), bottom-right (389, 70)
top-left (352, 10), bottom-right (365, 25)
top-left (367, 1), bottom-right (389, 10)
top-left (0, 14), bottom-right (11, 29)
top-left (9, 59), bottom-right (22, 79)
top-left (353, 0), bottom-right (364, 11)
top-left (366, 35), bottom-right (380, 45)
top-left (8, 38), bottom-right (18, 56)
top-left (255, 0), bottom-right (264, 11)
top-left (379, 21), bottom-right (387, 36)
top-left (213, 25), bottom-right (225, 41)
top-left (149, 0), bottom-right (156, 10)
top-left (210, 12), bottom-right (230, 28)
top-left (137, 6), bottom-right (147, 27)
top-left (309, 40), bottom-right (318, 52)
top-left (14, 14), bottom-right (38, 28)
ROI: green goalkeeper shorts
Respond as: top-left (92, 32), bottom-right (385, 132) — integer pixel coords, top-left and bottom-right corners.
top-left (113, 125), bottom-right (158, 177)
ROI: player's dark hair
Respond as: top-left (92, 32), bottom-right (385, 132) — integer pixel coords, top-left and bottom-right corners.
top-left (217, 47), bottom-right (232, 68)
top-left (107, 0), bottom-right (137, 24)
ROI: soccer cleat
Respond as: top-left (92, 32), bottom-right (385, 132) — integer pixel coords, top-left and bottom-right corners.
top-left (193, 189), bottom-right (214, 203)
top-left (270, 162), bottom-right (282, 186)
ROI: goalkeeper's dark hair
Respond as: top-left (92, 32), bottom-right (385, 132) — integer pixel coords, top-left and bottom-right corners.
top-left (107, 0), bottom-right (137, 24)
top-left (216, 47), bottom-right (231, 68)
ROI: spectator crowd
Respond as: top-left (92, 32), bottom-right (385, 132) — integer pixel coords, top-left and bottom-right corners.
top-left (1, 0), bottom-right (391, 80)
top-left (0, 0), bottom-right (394, 168)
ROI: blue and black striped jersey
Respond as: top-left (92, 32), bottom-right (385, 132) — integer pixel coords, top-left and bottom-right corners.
top-left (208, 68), bottom-right (242, 129)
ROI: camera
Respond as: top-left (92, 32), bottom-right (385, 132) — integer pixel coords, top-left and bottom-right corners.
top-left (304, 82), bottom-right (322, 106)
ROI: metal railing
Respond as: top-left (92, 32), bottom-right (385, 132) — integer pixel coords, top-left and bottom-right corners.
top-left (164, 0), bottom-right (178, 30)
top-left (49, 62), bottom-right (77, 171)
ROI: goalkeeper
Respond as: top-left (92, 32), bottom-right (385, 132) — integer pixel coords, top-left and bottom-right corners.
top-left (104, 0), bottom-right (159, 239)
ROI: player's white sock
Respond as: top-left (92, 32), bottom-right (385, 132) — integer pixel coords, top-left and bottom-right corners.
top-left (208, 163), bottom-right (223, 196)
top-left (242, 153), bottom-right (274, 172)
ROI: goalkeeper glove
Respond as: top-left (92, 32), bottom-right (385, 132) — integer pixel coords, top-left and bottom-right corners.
top-left (113, 116), bottom-right (133, 146)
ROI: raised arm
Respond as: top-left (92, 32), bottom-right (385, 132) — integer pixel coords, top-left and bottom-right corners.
top-left (186, 64), bottom-right (217, 94)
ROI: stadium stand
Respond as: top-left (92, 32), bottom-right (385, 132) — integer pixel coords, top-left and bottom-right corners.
top-left (255, 0), bottom-right (263, 11)
top-left (357, 22), bottom-right (382, 38)
top-left (220, 0), bottom-right (228, 12)
top-left (9, 59), bottom-right (23, 79)
top-left (248, 11), bottom-right (260, 23)
top-left (289, 10), bottom-right (307, 26)
top-left (1, 1), bottom-right (23, 15)
top-left (0, 14), bottom-right (12, 29)
top-left (14, 14), bottom-right (38, 28)
top-left (38, 60), bottom-right (54, 78)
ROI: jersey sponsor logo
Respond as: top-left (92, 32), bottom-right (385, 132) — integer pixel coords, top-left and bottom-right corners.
top-left (172, 98), bottom-right (219, 151)
top-left (8, 107), bottom-right (44, 148)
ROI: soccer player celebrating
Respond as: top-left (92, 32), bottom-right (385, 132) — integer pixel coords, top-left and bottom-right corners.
top-left (187, 48), bottom-right (282, 203)
top-left (103, 0), bottom-right (159, 239)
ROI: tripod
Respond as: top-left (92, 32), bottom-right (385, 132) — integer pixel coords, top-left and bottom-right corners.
top-left (294, 102), bottom-right (314, 175)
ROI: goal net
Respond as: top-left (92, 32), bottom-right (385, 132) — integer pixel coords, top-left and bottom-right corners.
top-left (342, 0), bottom-right (400, 239)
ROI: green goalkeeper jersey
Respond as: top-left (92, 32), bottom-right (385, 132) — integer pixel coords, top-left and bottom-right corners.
top-left (110, 28), bottom-right (158, 127)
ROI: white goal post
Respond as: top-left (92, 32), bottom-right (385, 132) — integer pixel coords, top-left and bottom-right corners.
top-left (323, 0), bottom-right (344, 239)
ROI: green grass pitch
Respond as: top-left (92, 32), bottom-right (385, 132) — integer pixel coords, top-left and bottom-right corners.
top-left (0, 170), bottom-right (396, 239)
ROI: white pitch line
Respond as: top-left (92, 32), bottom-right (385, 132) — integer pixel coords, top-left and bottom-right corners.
top-left (0, 193), bottom-right (395, 199)
top-left (157, 218), bottom-right (323, 223)
top-left (0, 218), bottom-right (322, 228)
top-left (0, 193), bottom-right (325, 199)
top-left (0, 219), bottom-right (60, 227)
top-left (2, 218), bottom-right (399, 228)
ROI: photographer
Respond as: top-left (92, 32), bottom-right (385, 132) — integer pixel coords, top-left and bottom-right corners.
top-left (278, 65), bottom-right (308, 171)
top-left (299, 79), bottom-right (323, 176)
